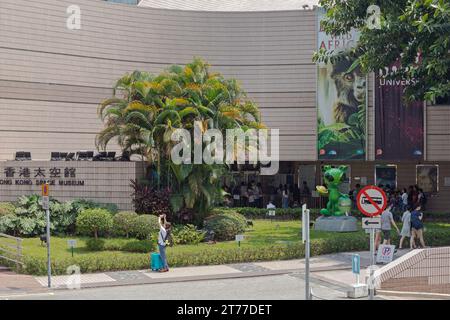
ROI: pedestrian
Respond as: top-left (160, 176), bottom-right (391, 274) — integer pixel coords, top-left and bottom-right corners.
top-left (255, 182), bottom-right (263, 208)
top-left (412, 185), bottom-right (419, 207)
top-left (276, 184), bottom-right (283, 207)
top-left (418, 188), bottom-right (427, 211)
top-left (380, 205), bottom-right (400, 246)
top-left (293, 184), bottom-right (300, 205)
top-left (248, 183), bottom-right (255, 207)
top-left (301, 181), bottom-right (311, 206)
top-left (282, 184), bottom-right (289, 208)
top-left (411, 205), bottom-right (426, 249)
top-left (401, 188), bottom-right (408, 212)
top-left (232, 184), bottom-right (240, 207)
top-left (157, 214), bottom-right (172, 272)
top-left (399, 205), bottom-right (412, 249)
top-left (240, 182), bottom-right (248, 207)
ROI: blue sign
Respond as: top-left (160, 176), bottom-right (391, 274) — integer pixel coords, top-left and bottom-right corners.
top-left (352, 254), bottom-right (360, 274)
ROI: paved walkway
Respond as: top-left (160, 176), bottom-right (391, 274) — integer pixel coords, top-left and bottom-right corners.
top-left (1, 249), bottom-right (412, 298)
top-left (0, 268), bottom-right (44, 297)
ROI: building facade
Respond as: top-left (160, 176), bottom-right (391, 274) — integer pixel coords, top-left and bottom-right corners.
top-left (0, 0), bottom-right (449, 211)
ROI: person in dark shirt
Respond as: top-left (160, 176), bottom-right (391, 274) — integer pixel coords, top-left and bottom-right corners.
top-left (300, 181), bottom-right (311, 206)
top-left (410, 206), bottom-right (426, 249)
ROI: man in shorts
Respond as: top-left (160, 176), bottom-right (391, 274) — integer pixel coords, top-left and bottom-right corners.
top-left (380, 205), bottom-right (400, 246)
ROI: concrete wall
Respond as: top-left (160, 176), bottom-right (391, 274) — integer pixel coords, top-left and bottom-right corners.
top-left (0, 161), bottom-right (145, 210)
top-left (0, 0), bottom-right (448, 184)
top-left (379, 247), bottom-right (450, 294)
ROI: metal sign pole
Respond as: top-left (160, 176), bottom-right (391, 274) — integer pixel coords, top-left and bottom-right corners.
top-left (46, 207), bottom-right (51, 288)
top-left (42, 183), bottom-right (51, 288)
top-left (304, 208), bottom-right (311, 300)
top-left (369, 228), bottom-right (375, 300)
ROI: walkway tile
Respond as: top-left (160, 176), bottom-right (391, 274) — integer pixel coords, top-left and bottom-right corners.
top-left (254, 259), bottom-right (305, 270)
top-left (106, 271), bottom-right (149, 282)
top-left (35, 273), bottom-right (116, 288)
top-left (229, 263), bottom-right (272, 273)
top-left (142, 265), bottom-right (241, 279)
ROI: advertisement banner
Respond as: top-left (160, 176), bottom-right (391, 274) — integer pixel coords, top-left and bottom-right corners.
top-left (416, 165), bottom-right (438, 193)
top-left (375, 61), bottom-right (424, 160)
top-left (317, 9), bottom-right (366, 160)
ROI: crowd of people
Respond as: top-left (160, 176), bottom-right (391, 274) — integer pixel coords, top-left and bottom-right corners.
top-left (349, 183), bottom-right (428, 251)
top-left (222, 181), bottom-right (312, 209)
top-left (375, 203), bottom-right (426, 251)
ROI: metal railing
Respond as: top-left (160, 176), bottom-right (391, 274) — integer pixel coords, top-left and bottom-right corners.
top-left (0, 233), bottom-right (23, 269)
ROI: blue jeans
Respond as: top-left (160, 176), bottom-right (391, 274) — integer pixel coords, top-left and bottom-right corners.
top-left (158, 244), bottom-right (169, 270)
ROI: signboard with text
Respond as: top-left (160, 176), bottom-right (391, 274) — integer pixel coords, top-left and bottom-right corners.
top-left (1, 166), bottom-right (84, 187)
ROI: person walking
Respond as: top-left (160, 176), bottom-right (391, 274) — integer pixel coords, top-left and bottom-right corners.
top-left (411, 206), bottom-right (426, 249)
top-left (282, 184), bottom-right (289, 208)
top-left (380, 205), bottom-right (400, 246)
top-left (157, 214), bottom-right (172, 272)
top-left (399, 205), bottom-right (412, 249)
top-left (240, 182), bottom-right (248, 207)
top-left (401, 188), bottom-right (408, 212)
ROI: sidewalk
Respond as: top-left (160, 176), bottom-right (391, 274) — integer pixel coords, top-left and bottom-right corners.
top-left (2, 249), bottom-right (411, 296)
top-left (32, 250), bottom-right (410, 290)
top-left (0, 267), bottom-right (44, 297)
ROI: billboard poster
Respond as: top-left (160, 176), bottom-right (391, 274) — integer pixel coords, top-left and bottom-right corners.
top-left (375, 61), bottom-right (424, 160)
top-left (317, 9), bottom-right (366, 160)
top-left (416, 165), bottom-right (438, 193)
top-left (375, 165), bottom-right (397, 190)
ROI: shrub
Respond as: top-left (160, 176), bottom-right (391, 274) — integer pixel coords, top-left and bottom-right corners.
top-left (130, 181), bottom-right (171, 217)
top-left (76, 209), bottom-right (113, 238)
top-left (0, 195), bottom-right (80, 237)
top-left (86, 238), bottom-right (106, 251)
top-left (72, 199), bottom-right (119, 215)
top-left (131, 214), bottom-right (160, 240)
top-left (102, 238), bottom-right (156, 253)
top-left (204, 214), bottom-right (246, 241)
top-left (0, 202), bottom-right (15, 216)
top-left (113, 211), bottom-right (138, 237)
top-left (172, 224), bottom-right (206, 245)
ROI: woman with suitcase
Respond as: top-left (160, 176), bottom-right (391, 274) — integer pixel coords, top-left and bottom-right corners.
top-left (157, 214), bottom-right (172, 272)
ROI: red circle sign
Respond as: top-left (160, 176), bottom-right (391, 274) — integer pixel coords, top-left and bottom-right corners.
top-left (356, 185), bottom-right (387, 217)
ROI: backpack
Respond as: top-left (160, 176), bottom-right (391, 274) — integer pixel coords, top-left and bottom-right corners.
top-left (164, 230), bottom-right (174, 247)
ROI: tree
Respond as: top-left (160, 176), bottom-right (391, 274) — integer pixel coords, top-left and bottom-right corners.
top-left (98, 58), bottom-right (264, 223)
top-left (314, 0), bottom-right (450, 102)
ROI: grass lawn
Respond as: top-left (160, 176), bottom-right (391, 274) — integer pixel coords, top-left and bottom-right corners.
top-left (20, 220), bottom-right (337, 259)
top-left (11, 220), bottom-right (450, 275)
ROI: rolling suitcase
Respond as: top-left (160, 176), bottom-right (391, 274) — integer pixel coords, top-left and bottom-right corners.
top-left (151, 252), bottom-right (163, 271)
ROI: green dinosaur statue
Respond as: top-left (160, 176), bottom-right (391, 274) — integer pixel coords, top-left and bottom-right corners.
top-left (316, 165), bottom-right (352, 216)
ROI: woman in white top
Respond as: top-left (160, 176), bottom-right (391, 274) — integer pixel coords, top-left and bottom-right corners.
top-left (399, 206), bottom-right (412, 249)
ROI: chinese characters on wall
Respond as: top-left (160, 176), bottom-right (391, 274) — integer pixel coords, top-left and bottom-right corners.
top-left (0, 167), bottom-right (85, 186)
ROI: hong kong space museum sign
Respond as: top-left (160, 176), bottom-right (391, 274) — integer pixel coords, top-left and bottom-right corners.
top-left (0, 166), bottom-right (85, 186)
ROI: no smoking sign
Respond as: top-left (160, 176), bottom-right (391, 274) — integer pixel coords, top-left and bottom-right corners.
top-left (356, 185), bottom-right (387, 217)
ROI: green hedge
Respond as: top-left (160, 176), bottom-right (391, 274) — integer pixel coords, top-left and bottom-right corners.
top-left (14, 227), bottom-right (450, 276)
top-left (222, 207), bottom-right (450, 222)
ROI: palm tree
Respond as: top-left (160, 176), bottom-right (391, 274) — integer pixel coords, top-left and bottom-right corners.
top-left (97, 58), bottom-right (265, 222)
